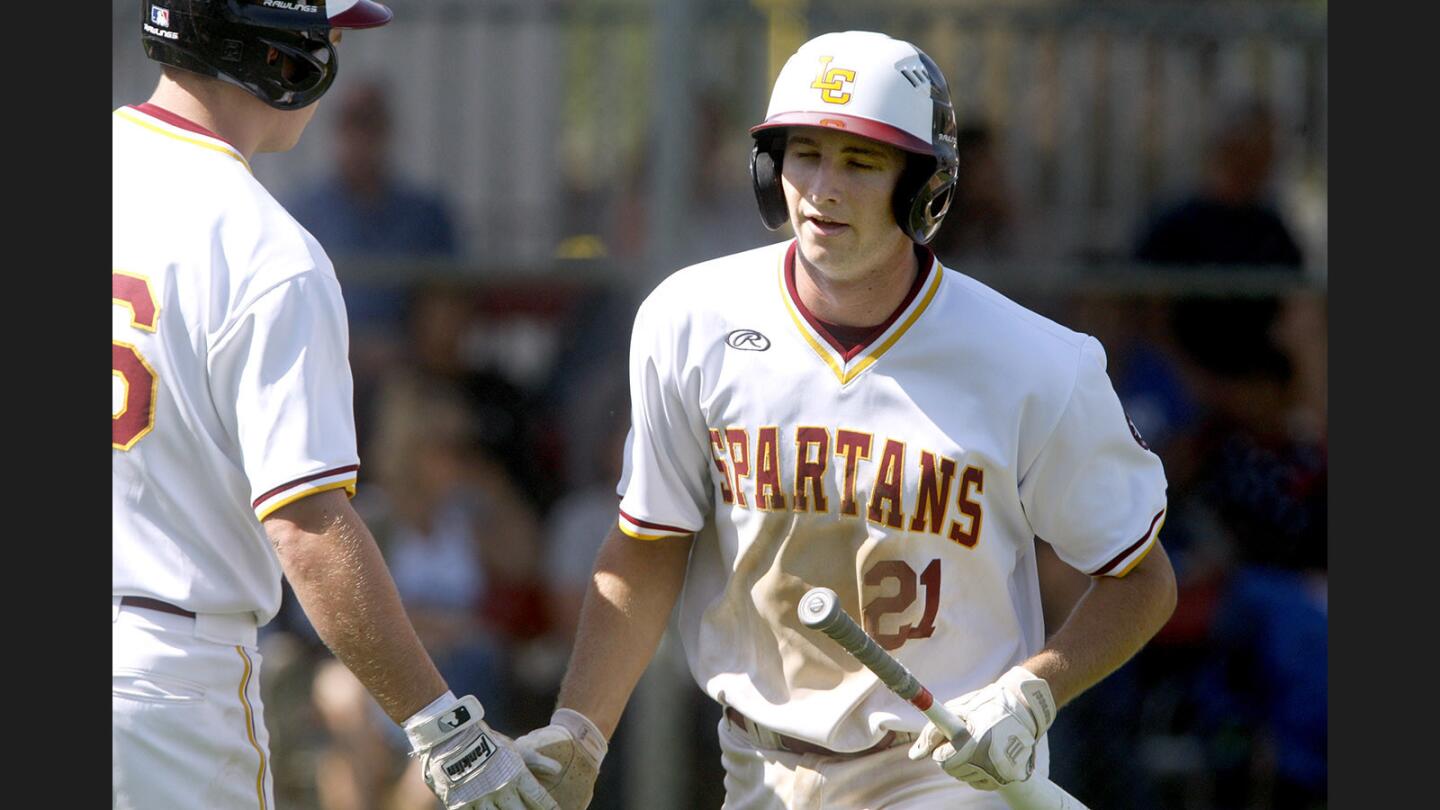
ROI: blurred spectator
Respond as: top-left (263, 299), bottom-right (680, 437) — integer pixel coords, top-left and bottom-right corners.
top-left (287, 79), bottom-right (464, 465)
top-left (289, 78), bottom-right (459, 265)
top-left (287, 78), bottom-right (459, 336)
top-left (1137, 99), bottom-right (1301, 270)
top-left (929, 122), bottom-right (1017, 264)
top-left (398, 282), bottom-right (548, 506)
top-left (362, 375), bottom-right (546, 704)
top-left (1195, 565), bottom-right (1327, 810)
top-left (1135, 98), bottom-right (1303, 383)
top-left (1057, 101), bottom-right (1325, 802)
top-left (1148, 323), bottom-right (1327, 809)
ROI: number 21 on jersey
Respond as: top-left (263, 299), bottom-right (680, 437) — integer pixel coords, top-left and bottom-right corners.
top-left (113, 271), bottom-right (159, 450)
top-left (863, 558), bottom-right (941, 651)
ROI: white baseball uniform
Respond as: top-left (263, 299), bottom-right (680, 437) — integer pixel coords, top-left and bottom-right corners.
top-left (112, 103), bottom-right (360, 810)
top-left (617, 239), bottom-right (1168, 808)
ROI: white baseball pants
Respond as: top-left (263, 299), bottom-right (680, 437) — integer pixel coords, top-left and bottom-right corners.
top-left (718, 712), bottom-right (1050, 809)
top-left (113, 598), bottom-right (272, 810)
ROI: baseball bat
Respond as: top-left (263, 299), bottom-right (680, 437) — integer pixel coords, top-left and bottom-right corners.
top-left (797, 587), bottom-right (1090, 810)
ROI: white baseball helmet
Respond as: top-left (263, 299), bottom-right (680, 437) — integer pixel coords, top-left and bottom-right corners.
top-left (750, 31), bottom-right (959, 244)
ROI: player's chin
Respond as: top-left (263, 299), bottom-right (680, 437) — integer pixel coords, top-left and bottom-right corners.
top-left (797, 229), bottom-right (849, 261)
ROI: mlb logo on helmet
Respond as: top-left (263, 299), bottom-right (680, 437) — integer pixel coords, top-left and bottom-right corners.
top-left (151, 6), bottom-right (170, 27)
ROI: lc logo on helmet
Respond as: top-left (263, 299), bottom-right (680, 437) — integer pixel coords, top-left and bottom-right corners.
top-left (810, 57), bottom-right (856, 105)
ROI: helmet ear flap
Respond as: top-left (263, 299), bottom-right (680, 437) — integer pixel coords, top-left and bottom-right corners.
top-left (892, 155), bottom-right (956, 245)
top-left (750, 132), bottom-right (789, 231)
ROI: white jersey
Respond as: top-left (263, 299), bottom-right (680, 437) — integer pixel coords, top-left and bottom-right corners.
top-left (112, 104), bottom-right (360, 625)
top-left (617, 239), bottom-right (1167, 752)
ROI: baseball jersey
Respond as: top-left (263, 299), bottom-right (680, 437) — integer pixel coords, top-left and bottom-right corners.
top-left (617, 239), bottom-right (1167, 752)
top-left (112, 104), bottom-right (360, 625)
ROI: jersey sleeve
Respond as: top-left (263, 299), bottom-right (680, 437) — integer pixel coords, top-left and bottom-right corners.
top-left (615, 294), bottom-right (711, 540)
top-left (208, 271), bottom-right (360, 520)
top-left (1018, 337), bottom-right (1168, 577)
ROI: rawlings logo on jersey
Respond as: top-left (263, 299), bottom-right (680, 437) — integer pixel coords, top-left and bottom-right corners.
top-left (811, 56), bottom-right (856, 104)
top-left (726, 330), bottom-right (771, 351)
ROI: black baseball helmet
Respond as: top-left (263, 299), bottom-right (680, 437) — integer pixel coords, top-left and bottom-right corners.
top-left (750, 31), bottom-right (960, 245)
top-left (141, 1), bottom-right (393, 111)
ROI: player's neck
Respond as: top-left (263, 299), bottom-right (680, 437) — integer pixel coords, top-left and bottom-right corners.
top-left (794, 242), bottom-right (919, 328)
top-left (146, 75), bottom-right (268, 161)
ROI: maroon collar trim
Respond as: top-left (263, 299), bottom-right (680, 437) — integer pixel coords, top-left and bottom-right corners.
top-left (784, 240), bottom-right (936, 363)
top-left (129, 103), bottom-right (239, 151)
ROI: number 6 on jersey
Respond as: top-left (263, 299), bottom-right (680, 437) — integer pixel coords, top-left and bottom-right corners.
top-left (113, 271), bottom-right (159, 450)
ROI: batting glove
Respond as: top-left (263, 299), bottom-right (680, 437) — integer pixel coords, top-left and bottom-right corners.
top-left (513, 708), bottom-right (608, 810)
top-left (404, 693), bottom-right (558, 810)
top-left (906, 666), bottom-right (1057, 790)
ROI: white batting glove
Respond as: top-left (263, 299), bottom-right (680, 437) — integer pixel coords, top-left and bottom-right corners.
top-left (404, 694), bottom-right (558, 810)
top-left (512, 708), bottom-right (608, 810)
top-left (907, 666), bottom-right (1058, 790)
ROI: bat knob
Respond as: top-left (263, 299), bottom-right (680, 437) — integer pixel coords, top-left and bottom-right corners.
top-left (797, 587), bottom-right (841, 630)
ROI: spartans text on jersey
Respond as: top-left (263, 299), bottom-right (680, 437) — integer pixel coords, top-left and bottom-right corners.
top-left (707, 424), bottom-right (985, 547)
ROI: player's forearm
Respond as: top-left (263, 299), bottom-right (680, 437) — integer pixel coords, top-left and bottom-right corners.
top-left (555, 526), bottom-right (693, 738)
top-left (1022, 541), bottom-right (1177, 708)
top-left (266, 490), bottom-right (449, 724)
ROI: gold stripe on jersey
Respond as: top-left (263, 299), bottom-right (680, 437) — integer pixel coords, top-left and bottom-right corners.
top-left (1113, 513), bottom-right (1166, 577)
top-left (778, 251), bottom-right (945, 385)
top-left (617, 523), bottom-right (671, 541)
top-left (254, 478), bottom-right (358, 520)
top-left (114, 108), bottom-right (252, 173)
top-left (613, 507), bottom-right (691, 539)
top-left (848, 263), bottom-right (942, 379)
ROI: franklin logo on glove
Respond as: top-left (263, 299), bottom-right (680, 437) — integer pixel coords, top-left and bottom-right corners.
top-left (445, 734), bottom-right (496, 781)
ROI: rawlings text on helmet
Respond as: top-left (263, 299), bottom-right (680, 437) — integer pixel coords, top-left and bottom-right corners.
top-left (262, 1), bottom-right (320, 12)
top-left (139, 0), bottom-right (395, 110)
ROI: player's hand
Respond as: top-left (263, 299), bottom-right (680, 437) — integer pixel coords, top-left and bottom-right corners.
top-left (405, 694), bottom-right (559, 810)
top-left (906, 666), bottom-right (1057, 790)
top-left (512, 708), bottom-right (608, 810)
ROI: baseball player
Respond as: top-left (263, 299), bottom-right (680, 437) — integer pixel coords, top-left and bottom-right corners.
top-left (512, 31), bottom-right (1178, 809)
top-left (113, 3), bottom-right (554, 809)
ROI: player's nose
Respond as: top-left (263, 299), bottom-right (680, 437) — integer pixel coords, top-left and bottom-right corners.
top-left (806, 157), bottom-right (845, 204)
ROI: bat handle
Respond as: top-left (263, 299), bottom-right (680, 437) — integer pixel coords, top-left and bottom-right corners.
top-left (1000, 777), bottom-right (1090, 810)
top-left (926, 701), bottom-right (1088, 809)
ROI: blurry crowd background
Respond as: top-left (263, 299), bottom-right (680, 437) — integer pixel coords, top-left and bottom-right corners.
top-left (112, 1), bottom-right (1327, 808)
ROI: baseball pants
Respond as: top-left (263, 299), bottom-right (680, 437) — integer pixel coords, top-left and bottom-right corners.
top-left (717, 712), bottom-right (1050, 810)
top-left (113, 598), bottom-right (272, 810)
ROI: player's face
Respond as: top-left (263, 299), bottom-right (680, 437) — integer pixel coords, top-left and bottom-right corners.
top-left (781, 127), bottom-right (911, 281)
